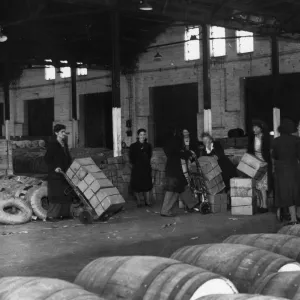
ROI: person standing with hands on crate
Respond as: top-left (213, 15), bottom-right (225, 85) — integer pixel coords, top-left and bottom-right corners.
top-left (247, 120), bottom-right (271, 213)
top-left (272, 118), bottom-right (300, 225)
top-left (44, 124), bottom-right (73, 222)
top-left (129, 128), bottom-right (153, 207)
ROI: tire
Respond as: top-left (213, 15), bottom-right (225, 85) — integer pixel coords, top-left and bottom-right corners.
top-left (79, 209), bottom-right (94, 224)
top-left (70, 203), bottom-right (84, 218)
top-left (200, 202), bottom-right (211, 214)
top-left (30, 186), bottom-right (49, 220)
top-left (0, 198), bottom-right (32, 225)
top-left (15, 185), bottom-right (33, 200)
top-left (25, 186), bottom-right (40, 205)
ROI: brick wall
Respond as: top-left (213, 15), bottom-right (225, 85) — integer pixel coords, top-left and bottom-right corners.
top-left (1, 26), bottom-right (300, 146)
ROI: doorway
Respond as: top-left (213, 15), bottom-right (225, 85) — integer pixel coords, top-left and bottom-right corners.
top-left (79, 92), bottom-right (113, 148)
top-left (26, 98), bottom-right (54, 136)
top-left (149, 83), bottom-right (198, 147)
top-left (245, 73), bottom-right (300, 133)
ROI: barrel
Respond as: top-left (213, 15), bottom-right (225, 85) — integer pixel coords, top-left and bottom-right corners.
top-left (0, 276), bottom-right (104, 300)
top-left (278, 225), bottom-right (300, 237)
top-left (170, 244), bottom-right (300, 293)
top-left (74, 256), bottom-right (238, 300)
top-left (223, 234), bottom-right (300, 262)
top-left (253, 271), bottom-right (300, 299)
top-left (197, 295), bottom-right (288, 300)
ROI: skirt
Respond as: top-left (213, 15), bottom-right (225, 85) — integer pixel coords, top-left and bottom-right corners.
top-left (274, 160), bottom-right (300, 208)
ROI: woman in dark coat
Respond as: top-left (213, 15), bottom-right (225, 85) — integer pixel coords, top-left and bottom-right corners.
top-left (160, 127), bottom-right (198, 217)
top-left (129, 128), bottom-right (153, 207)
top-left (247, 120), bottom-right (272, 213)
top-left (201, 132), bottom-right (237, 191)
top-left (272, 118), bottom-right (300, 225)
top-left (44, 124), bottom-right (73, 221)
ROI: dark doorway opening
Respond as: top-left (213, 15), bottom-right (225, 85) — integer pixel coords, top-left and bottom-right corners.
top-left (79, 92), bottom-right (113, 149)
top-left (149, 83), bottom-right (198, 147)
top-left (245, 73), bottom-right (300, 133)
top-left (0, 103), bottom-right (4, 136)
top-left (26, 98), bottom-right (54, 136)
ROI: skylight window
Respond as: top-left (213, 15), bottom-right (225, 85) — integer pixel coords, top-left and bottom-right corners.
top-left (184, 26), bottom-right (200, 61)
top-left (45, 59), bottom-right (55, 81)
top-left (210, 26), bottom-right (226, 57)
top-left (236, 30), bottom-right (254, 53)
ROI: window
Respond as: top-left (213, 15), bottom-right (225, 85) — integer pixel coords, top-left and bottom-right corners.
top-left (45, 59), bottom-right (55, 80)
top-left (184, 26), bottom-right (200, 61)
top-left (210, 26), bottom-right (226, 57)
top-left (236, 30), bottom-right (254, 54)
top-left (60, 60), bottom-right (71, 78)
top-left (77, 62), bottom-right (88, 76)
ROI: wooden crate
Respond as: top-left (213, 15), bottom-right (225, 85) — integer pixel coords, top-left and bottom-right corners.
top-left (203, 174), bottom-right (226, 195)
top-left (237, 153), bottom-right (267, 180)
top-left (67, 157), bottom-right (125, 217)
top-left (190, 156), bottom-right (222, 181)
top-left (208, 193), bottom-right (228, 213)
top-left (231, 196), bottom-right (257, 215)
top-left (230, 178), bottom-right (255, 197)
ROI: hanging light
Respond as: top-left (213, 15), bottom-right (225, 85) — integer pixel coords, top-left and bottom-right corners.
top-left (0, 27), bottom-right (8, 42)
top-left (154, 52), bottom-right (162, 61)
top-left (139, 0), bottom-right (153, 11)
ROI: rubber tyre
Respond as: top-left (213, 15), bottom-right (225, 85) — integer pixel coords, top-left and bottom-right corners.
top-left (79, 210), bottom-right (94, 224)
top-left (15, 185), bottom-right (33, 200)
top-left (30, 186), bottom-right (49, 220)
top-left (25, 186), bottom-right (40, 205)
top-left (0, 198), bottom-right (32, 225)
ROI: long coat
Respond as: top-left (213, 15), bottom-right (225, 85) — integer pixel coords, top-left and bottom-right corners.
top-left (272, 134), bottom-right (300, 208)
top-left (163, 135), bottom-right (193, 193)
top-left (129, 141), bottom-right (153, 193)
top-left (44, 139), bottom-right (72, 204)
top-left (202, 141), bottom-right (237, 189)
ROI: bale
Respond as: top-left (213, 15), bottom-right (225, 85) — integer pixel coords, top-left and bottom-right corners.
top-left (223, 234), bottom-right (300, 263)
top-left (278, 225), bottom-right (300, 237)
top-left (197, 295), bottom-right (288, 300)
top-left (253, 271), bottom-right (300, 299)
top-left (0, 276), bottom-right (105, 300)
top-left (0, 198), bottom-right (32, 225)
top-left (171, 244), bottom-right (300, 293)
top-left (74, 256), bottom-right (237, 300)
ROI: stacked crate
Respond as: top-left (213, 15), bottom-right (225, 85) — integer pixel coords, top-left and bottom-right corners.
top-left (230, 178), bottom-right (256, 215)
top-left (0, 139), bottom-right (13, 176)
top-left (190, 156), bottom-right (227, 213)
top-left (66, 157), bottom-right (125, 218)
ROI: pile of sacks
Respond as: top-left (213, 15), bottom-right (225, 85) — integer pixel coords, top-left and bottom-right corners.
top-left (0, 175), bottom-right (48, 225)
top-left (11, 140), bottom-right (46, 149)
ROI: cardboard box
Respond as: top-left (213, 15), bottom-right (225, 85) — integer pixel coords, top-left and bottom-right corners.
top-left (208, 193), bottom-right (228, 213)
top-left (237, 153), bottom-right (267, 180)
top-left (230, 178), bottom-right (255, 197)
top-left (231, 195), bottom-right (257, 215)
top-left (204, 174), bottom-right (226, 195)
top-left (191, 156), bottom-right (222, 181)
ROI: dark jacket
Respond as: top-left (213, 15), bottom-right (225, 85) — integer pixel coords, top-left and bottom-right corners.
top-left (44, 140), bottom-right (72, 177)
top-left (202, 141), bottom-right (237, 189)
top-left (163, 135), bottom-right (193, 193)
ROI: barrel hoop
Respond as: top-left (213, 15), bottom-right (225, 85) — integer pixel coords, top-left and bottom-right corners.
top-left (131, 262), bottom-right (181, 300)
top-left (94, 258), bottom-right (129, 297)
top-left (167, 269), bottom-right (216, 300)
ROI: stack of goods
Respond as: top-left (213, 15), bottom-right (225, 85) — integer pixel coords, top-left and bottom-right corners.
top-left (237, 153), bottom-right (267, 181)
top-left (151, 149), bottom-right (167, 202)
top-left (66, 157), bottom-right (125, 218)
top-left (190, 156), bottom-right (226, 213)
top-left (230, 178), bottom-right (256, 215)
top-left (0, 139), bottom-right (13, 177)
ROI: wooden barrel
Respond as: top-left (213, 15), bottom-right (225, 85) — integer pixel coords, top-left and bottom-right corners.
top-left (0, 276), bottom-right (104, 300)
top-left (74, 256), bottom-right (238, 300)
top-left (278, 225), bottom-right (300, 237)
top-left (223, 234), bottom-right (300, 263)
top-left (253, 271), bottom-right (300, 299)
top-left (196, 295), bottom-right (288, 300)
top-left (170, 244), bottom-right (300, 293)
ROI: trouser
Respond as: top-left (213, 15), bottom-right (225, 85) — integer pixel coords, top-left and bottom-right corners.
top-left (161, 186), bottom-right (198, 214)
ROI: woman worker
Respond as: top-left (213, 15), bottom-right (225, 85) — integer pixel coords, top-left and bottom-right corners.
top-left (44, 124), bottom-right (73, 221)
top-left (247, 120), bottom-right (272, 213)
top-left (272, 118), bottom-right (300, 225)
top-left (129, 128), bottom-right (153, 207)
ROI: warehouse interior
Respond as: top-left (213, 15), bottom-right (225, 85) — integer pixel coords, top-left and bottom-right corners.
top-left (1, 0), bottom-right (300, 298)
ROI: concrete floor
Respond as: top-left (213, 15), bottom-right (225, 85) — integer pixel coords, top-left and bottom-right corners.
top-left (0, 203), bottom-right (281, 283)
